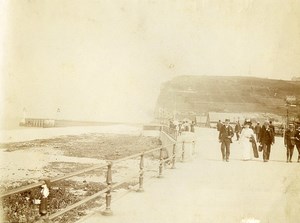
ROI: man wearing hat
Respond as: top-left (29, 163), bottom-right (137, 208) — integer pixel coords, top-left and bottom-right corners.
top-left (218, 119), bottom-right (234, 162)
top-left (259, 121), bottom-right (275, 162)
top-left (284, 124), bottom-right (296, 163)
top-left (294, 125), bottom-right (300, 162)
top-left (234, 121), bottom-right (242, 140)
top-left (254, 121), bottom-right (261, 142)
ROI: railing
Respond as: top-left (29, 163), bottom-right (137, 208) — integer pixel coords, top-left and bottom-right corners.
top-left (161, 125), bottom-right (178, 140)
top-left (1, 129), bottom-right (196, 222)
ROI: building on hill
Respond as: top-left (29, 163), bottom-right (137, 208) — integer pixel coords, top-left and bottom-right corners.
top-left (207, 112), bottom-right (262, 128)
top-left (207, 112), bottom-right (287, 131)
top-left (208, 112), bottom-right (245, 128)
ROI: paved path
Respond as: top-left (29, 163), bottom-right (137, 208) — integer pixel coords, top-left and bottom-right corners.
top-left (78, 128), bottom-right (300, 223)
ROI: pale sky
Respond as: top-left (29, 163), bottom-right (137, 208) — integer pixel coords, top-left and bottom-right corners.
top-left (1, 0), bottom-right (300, 127)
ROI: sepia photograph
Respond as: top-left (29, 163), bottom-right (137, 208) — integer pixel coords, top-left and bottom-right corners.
top-left (1, 0), bottom-right (300, 222)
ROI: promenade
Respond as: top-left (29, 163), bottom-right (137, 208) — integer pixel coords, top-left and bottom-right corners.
top-left (78, 128), bottom-right (300, 223)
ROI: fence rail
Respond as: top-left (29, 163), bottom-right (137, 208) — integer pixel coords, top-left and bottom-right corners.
top-left (161, 125), bottom-right (177, 140)
top-left (0, 163), bottom-right (108, 198)
top-left (1, 127), bottom-right (196, 222)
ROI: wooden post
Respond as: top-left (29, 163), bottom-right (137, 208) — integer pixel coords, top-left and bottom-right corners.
top-left (181, 141), bottom-right (185, 162)
top-left (192, 141), bottom-right (195, 155)
top-left (171, 143), bottom-right (176, 169)
top-left (137, 153), bottom-right (144, 192)
top-left (102, 162), bottom-right (113, 216)
top-left (158, 148), bottom-right (163, 178)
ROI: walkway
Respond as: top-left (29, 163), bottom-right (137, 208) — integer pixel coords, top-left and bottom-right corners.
top-left (78, 128), bottom-right (300, 223)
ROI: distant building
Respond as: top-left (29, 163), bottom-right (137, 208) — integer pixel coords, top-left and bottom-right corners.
top-left (20, 118), bottom-right (55, 128)
top-left (207, 112), bottom-right (244, 128)
top-left (207, 112), bottom-right (265, 128)
top-left (291, 76), bottom-right (300, 81)
top-left (195, 115), bottom-right (208, 127)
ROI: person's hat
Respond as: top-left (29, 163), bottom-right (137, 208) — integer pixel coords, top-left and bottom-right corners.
top-left (244, 119), bottom-right (252, 125)
top-left (289, 123), bottom-right (294, 127)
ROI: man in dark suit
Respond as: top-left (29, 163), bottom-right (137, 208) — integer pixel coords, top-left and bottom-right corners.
top-left (219, 119), bottom-right (234, 162)
top-left (254, 122), bottom-right (261, 142)
top-left (217, 120), bottom-right (222, 132)
top-left (259, 121), bottom-right (275, 162)
top-left (269, 121), bottom-right (275, 134)
top-left (284, 124), bottom-right (296, 163)
top-left (234, 121), bottom-right (242, 140)
top-left (294, 126), bottom-right (300, 162)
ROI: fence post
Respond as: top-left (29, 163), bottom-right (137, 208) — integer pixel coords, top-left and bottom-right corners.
top-left (171, 143), bottom-right (176, 169)
top-left (39, 179), bottom-right (50, 217)
top-left (192, 141), bottom-right (195, 155)
top-left (158, 147), bottom-right (163, 178)
top-left (137, 153), bottom-right (144, 192)
top-left (181, 141), bottom-right (185, 162)
top-left (102, 162), bottom-right (113, 216)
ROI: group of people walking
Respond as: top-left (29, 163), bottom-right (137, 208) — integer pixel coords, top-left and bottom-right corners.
top-left (217, 119), bottom-right (300, 163)
top-left (169, 119), bottom-right (195, 135)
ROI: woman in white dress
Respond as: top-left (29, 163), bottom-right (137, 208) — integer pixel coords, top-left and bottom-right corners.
top-left (239, 120), bottom-right (256, 160)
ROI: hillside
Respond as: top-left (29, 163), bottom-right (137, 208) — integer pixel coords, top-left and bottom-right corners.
top-left (155, 75), bottom-right (300, 119)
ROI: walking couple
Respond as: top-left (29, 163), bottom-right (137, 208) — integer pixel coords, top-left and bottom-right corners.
top-left (239, 120), bottom-right (274, 162)
top-left (219, 119), bottom-right (256, 161)
top-left (219, 119), bottom-right (271, 162)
